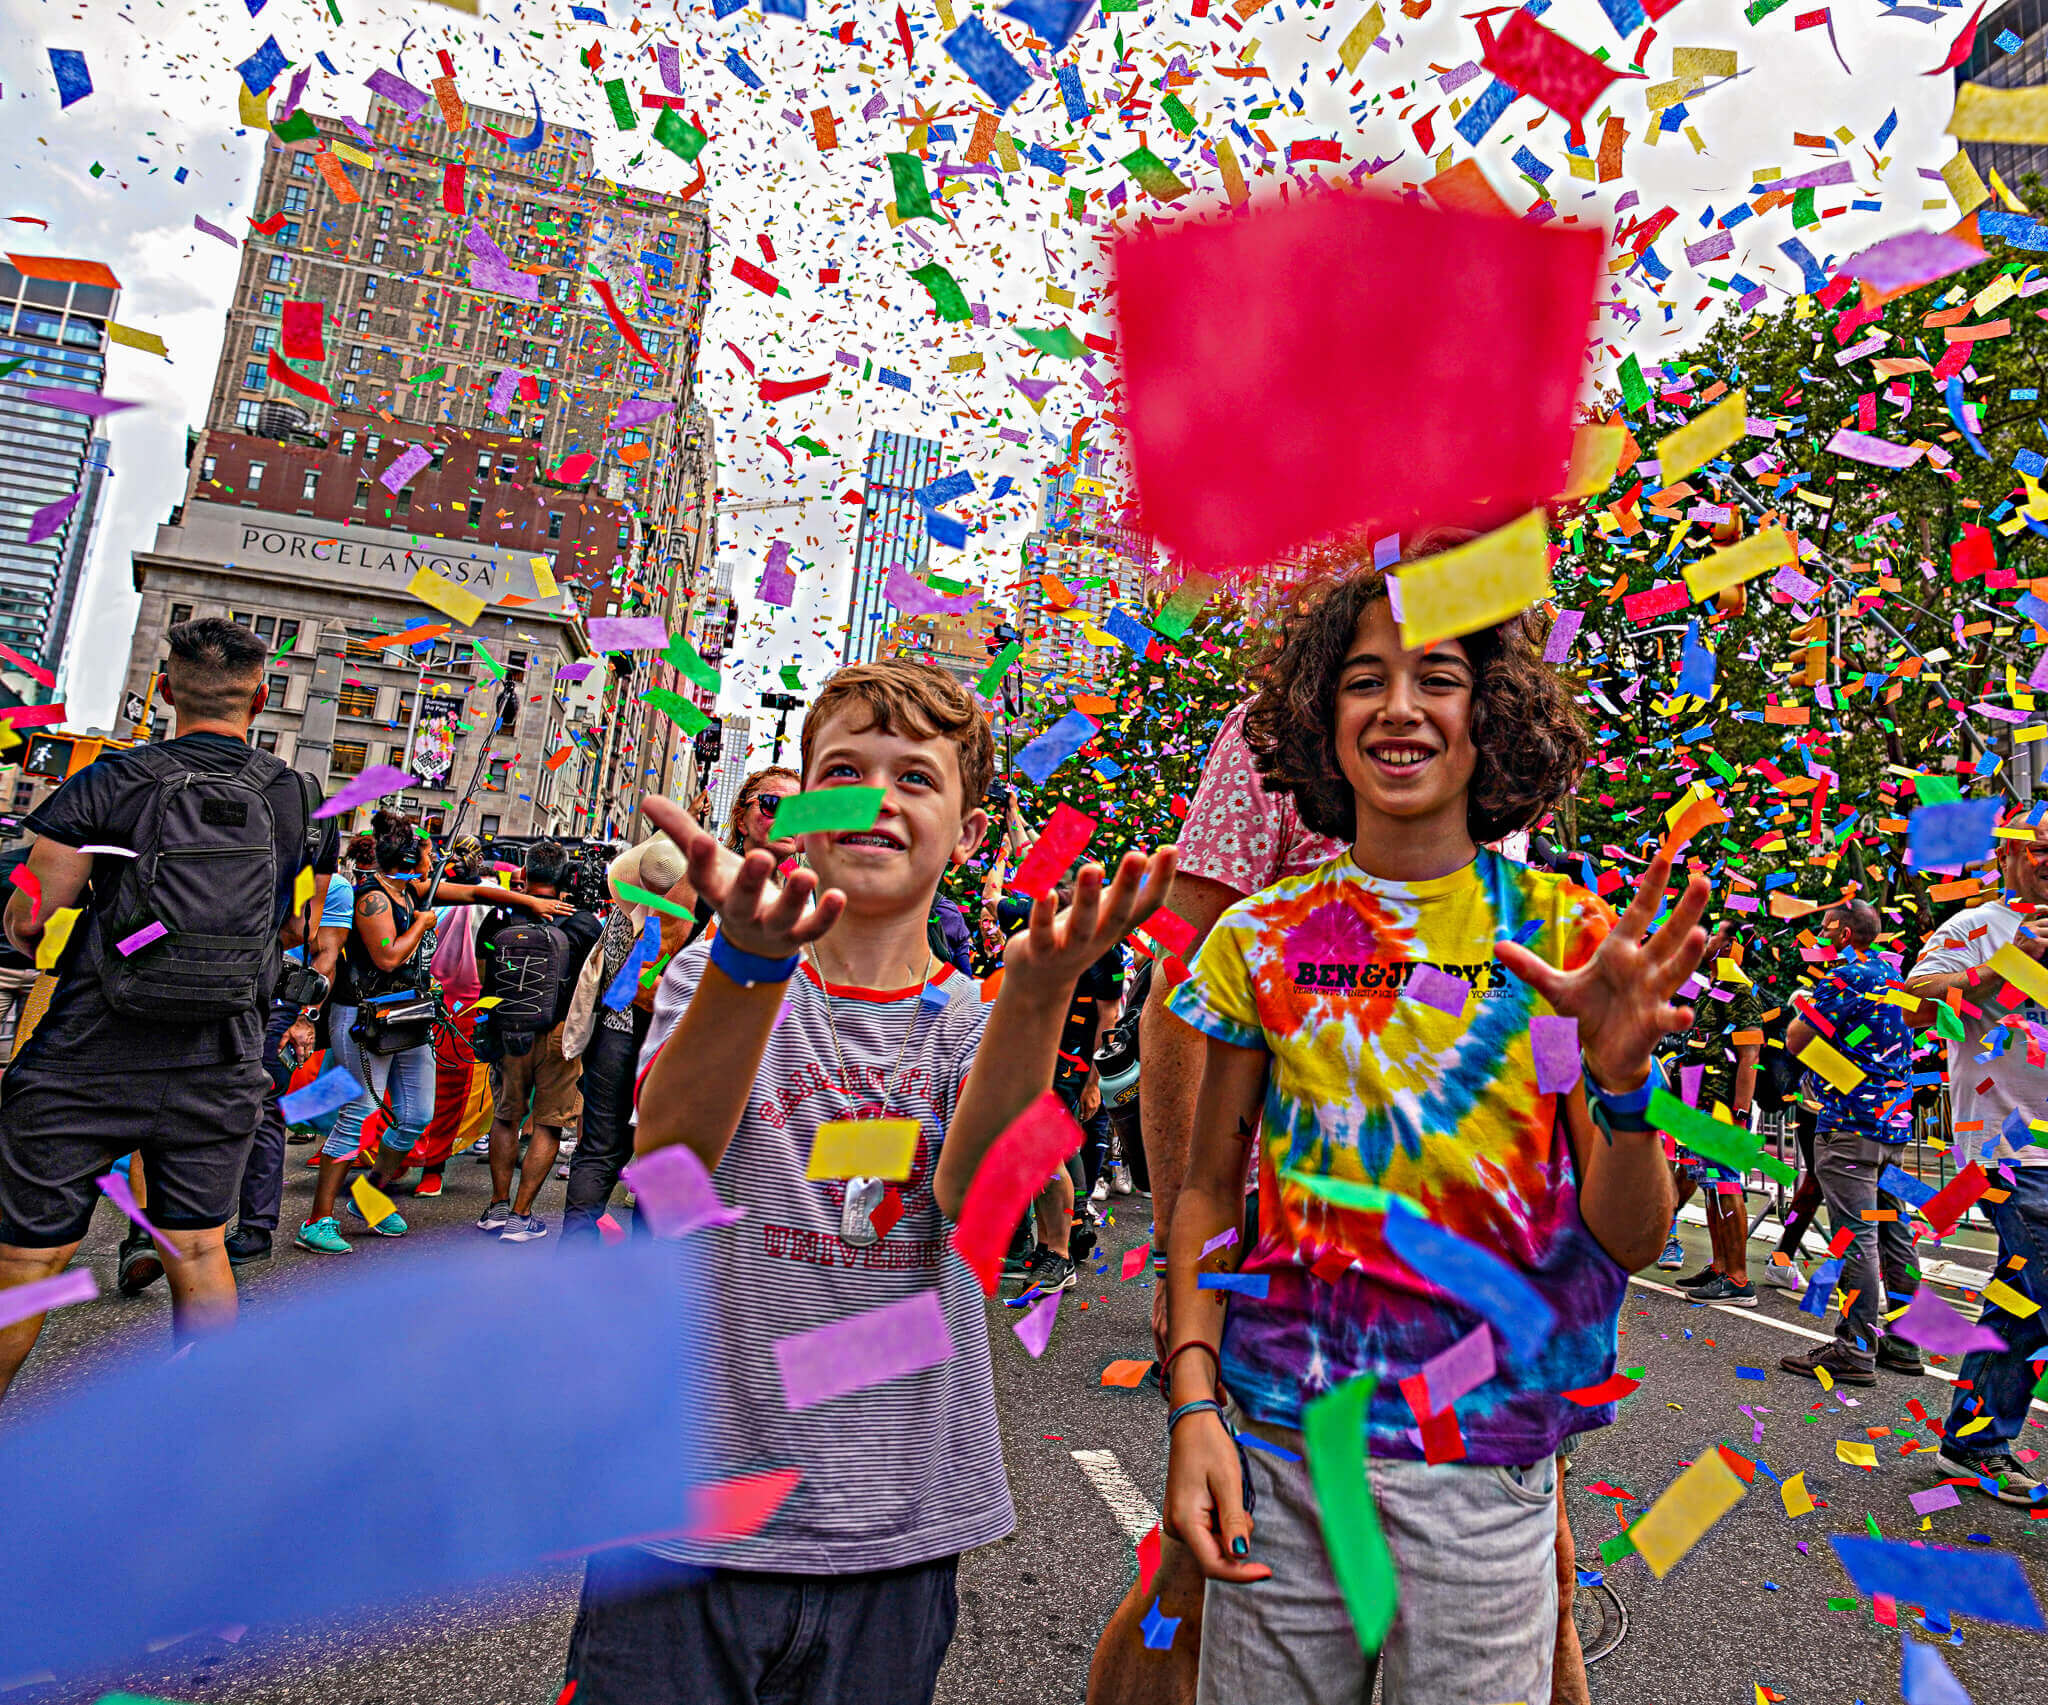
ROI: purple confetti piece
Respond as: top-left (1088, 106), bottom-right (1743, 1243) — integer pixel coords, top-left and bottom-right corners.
top-left (487, 367), bottom-right (522, 415)
top-left (116, 920), bottom-right (168, 957)
top-left (1404, 964), bottom-right (1470, 1017)
top-left (2029, 650), bottom-right (2048, 692)
top-left (1013, 1289), bottom-right (1061, 1358)
top-left (314, 763), bottom-right (415, 820)
top-left (885, 562), bottom-right (979, 616)
top-left (193, 215), bottom-right (238, 248)
top-left (1416, 1322), bottom-right (1496, 1412)
top-left (1772, 564), bottom-right (1820, 603)
top-left (466, 229), bottom-right (538, 301)
top-left (1888, 1286), bottom-right (2007, 1354)
top-left (379, 443), bottom-right (432, 495)
top-left (1530, 1014), bottom-right (1582, 1095)
top-left (1909, 1483), bottom-right (1963, 1517)
top-left (773, 1290), bottom-right (956, 1410)
top-left (758, 564), bottom-right (796, 606)
top-left (1199, 1226), bottom-right (1239, 1257)
top-left (619, 1144), bottom-right (745, 1238)
top-left (26, 493), bottom-right (81, 545)
top-left (1776, 160), bottom-right (1855, 192)
top-left (555, 661), bottom-right (597, 683)
top-left (1685, 231), bottom-right (1734, 266)
top-left (586, 614), bottom-right (669, 651)
top-left (1840, 229), bottom-right (1985, 295)
top-left (656, 42), bottom-right (682, 93)
top-left (1542, 609), bottom-right (1583, 664)
top-left (0, 1267), bottom-right (95, 1331)
top-left (613, 398), bottom-right (674, 428)
top-left (98, 1172), bottom-right (182, 1257)
top-left (21, 388), bottom-right (137, 419)
top-left (364, 67), bottom-right (430, 115)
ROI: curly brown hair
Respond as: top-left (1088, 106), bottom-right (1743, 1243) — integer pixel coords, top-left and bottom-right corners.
top-left (1242, 530), bottom-right (1588, 846)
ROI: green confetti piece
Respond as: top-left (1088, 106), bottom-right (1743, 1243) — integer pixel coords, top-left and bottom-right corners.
top-left (641, 686), bottom-right (709, 734)
top-left (1304, 1375), bottom-right (1398, 1652)
top-left (1279, 1168), bottom-right (1407, 1217)
top-left (661, 633), bottom-right (721, 693)
top-left (977, 640), bottom-right (1023, 694)
top-left (1619, 353), bottom-right (1650, 415)
top-left (1598, 1527), bottom-right (1638, 1565)
top-left (770, 786), bottom-right (887, 837)
top-left (888, 150), bottom-right (940, 221)
top-left (780, 664), bottom-right (804, 691)
top-left (615, 879), bottom-right (696, 920)
top-left (910, 260), bottom-right (972, 322)
top-left (470, 641), bottom-right (504, 680)
top-left (604, 78), bottom-right (637, 132)
top-left (1156, 573), bottom-right (1215, 640)
top-left (1120, 145), bottom-right (1190, 202)
top-left (654, 107), bottom-right (707, 162)
top-left (1792, 186), bottom-right (1818, 229)
top-left (794, 435), bottom-right (832, 456)
top-left (1827, 1597), bottom-right (1858, 1611)
top-left (0, 359), bottom-right (27, 380)
top-left (272, 107), bottom-right (318, 144)
top-left (1162, 93), bottom-right (1197, 135)
top-left (408, 364), bottom-right (447, 386)
top-left (324, 0), bottom-right (341, 20)
top-left (1649, 1089), bottom-right (1795, 1186)
top-left (1017, 325), bottom-right (1087, 359)
top-left (1744, 0), bottom-right (1790, 19)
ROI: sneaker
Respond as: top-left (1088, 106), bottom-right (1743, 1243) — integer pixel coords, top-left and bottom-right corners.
top-left (477, 1199), bottom-right (512, 1232)
top-left (344, 1195), bottom-right (408, 1237)
top-left (1876, 1340), bottom-right (1926, 1377)
top-left (1002, 1240), bottom-right (1045, 1279)
top-left (1934, 1448), bottom-right (2045, 1505)
top-left (1779, 1345), bottom-right (1877, 1386)
top-left (1033, 1253), bottom-right (1079, 1293)
top-left (223, 1228), bottom-right (272, 1267)
top-left (1089, 1175), bottom-right (1110, 1203)
top-left (413, 1169), bottom-right (444, 1200)
top-left (1756, 1261), bottom-right (1806, 1294)
top-left (500, 1212), bottom-right (550, 1243)
top-left (1674, 1265), bottom-right (1722, 1289)
top-left (1656, 1237), bottom-right (1685, 1271)
top-left (1689, 1274), bottom-right (1759, 1307)
top-left (472, 1142), bottom-right (492, 1164)
top-left (116, 1233), bottom-right (164, 1297)
top-left (1109, 1164), bottom-right (1134, 1196)
top-left (294, 1217), bottom-right (352, 1255)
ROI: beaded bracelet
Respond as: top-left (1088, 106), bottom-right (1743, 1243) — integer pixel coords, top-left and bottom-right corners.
top-left (1167, 1398), bottom-right (1227, 1436)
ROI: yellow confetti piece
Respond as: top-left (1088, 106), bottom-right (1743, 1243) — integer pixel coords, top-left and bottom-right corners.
top-left (1217, 135), bottom-right (1249, 206)
top-left (1653, 390), bottom-right (1747, 487)
top-left (1672, 45), bottom-right (1737, 79)
top-left (331, 141), bottom-right (374, 169)
top-left (807, 1118), bottom-right (922, 1181)
top-left (947, 353), bottom-right (985, 373)
top-left (1683, 527), bottom-right (1797, 602)
top-left (238, 82), bottom-right (270, 134)
top-left (407, 565), bottom-right (486, 627)
top-left (1561, 422), bottom-right (1627, 500)
top-left (1780, 1470), bottom-right (1814, 1519)
top-left (34, 907), bottom-right (80, 972)
top-left (1395, 510), bottom-right (1552, 650)
top-left (1949, 83), bottom-right (2048, 144)
top-left (293, 865), bottom-right (316, 914)
top-left (1630, 1450), bottom-right (1748, 1578)
top-left (530, 556), bottom-right (558, 599)
top-left (1798, 1035), bottom-right (1866, 1095)
top-left (1835, 1438), bottom-right (1877, 1469)
top-left (108, 321), bottom-right (168, 357)
top-left (1942, 147), bottom-right (1991, 214)
top-left (351, 1174), bottom-right (398, 1228)
top-left (1338, 1), bottom-right (1384, 73)
top-left (1987, 943), bottom-right (2048, 1006)
top-left (1816, 1363), bottom-right (1834, 1392)
top-left (1958, 1414), bottom-right (1991, 1436)
top-left (1982, 1278), bottom-right (2041, 1318)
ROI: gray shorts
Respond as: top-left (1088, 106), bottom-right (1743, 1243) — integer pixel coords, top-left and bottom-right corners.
top-left (1196, 1414), bottom-right (1560, 1705)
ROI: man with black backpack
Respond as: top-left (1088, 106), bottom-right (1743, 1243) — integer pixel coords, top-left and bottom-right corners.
top-left (0, 617), bottom-right (337, 1400)
top-left (474, 840), bottom-right (600, 1243)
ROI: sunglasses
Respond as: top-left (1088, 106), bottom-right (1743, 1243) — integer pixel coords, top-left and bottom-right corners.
top-left (754, 794), bottom-right (783, 819)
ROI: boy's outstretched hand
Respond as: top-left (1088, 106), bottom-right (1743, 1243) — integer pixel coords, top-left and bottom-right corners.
top-left (1003, 849), bottom-right (1179, 997)
top-left (1493, 850), bottom-right (1709, 1094)
top-left (641, 794), bottom-right (846, 961)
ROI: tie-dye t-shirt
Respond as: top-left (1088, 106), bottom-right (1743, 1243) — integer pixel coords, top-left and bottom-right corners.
top-left (1167, 849), bottom-right (1630, 1465)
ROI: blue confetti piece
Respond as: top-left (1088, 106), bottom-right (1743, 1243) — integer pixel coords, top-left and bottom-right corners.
top-left (991, 475), bottom-right (1014, 500)
top-left (2017, 448), bottom-right (2046, 479)
top-left (237, 33), bottom-right (290, 96)
top-left (1382, 1207), bottom-right (1556, 1362)
top-left (1996, 25), bottom-right (2024, 49)
top-left (713, 0), bottom-right (748, 13)
top-left (1512, 145), bottom-right (1553, 182)
top-left (1454, 78), bottom-right (1516, 147)
top-left (1978, 210), bottom-right (2048, 251)
top-left (244, 0), bottom-right (267, 13)
top-left (49, 47), bottom-right (92, 107)
top-left (1198, 1272), bottom-right (1270, 1297)
top-left (1141, 1597), bottom-right (1181, 1649)
top-left (761, 0), bottom-right (807, 16)
top-left (1024, 141), bottom-right (1069, 176)
top-left (1876, 108), bottom-right (1899, 149)
top-left (919, 982), bottom-right (952, 1009)
top-left (1595, 0), bottom-right (1646, 29)
top-left (927, 511), bottom-right (968, 549)
top-left (507, 89), bottom-right (547, 155)
top-left (1946, 375), bottom-right (1991, 460)
top-left (945, 16), bottom-right (1033, 110)
top-left (1736, 1366), bottom-right (1766, 1381)
top-left (174, 165), bottom-right (188, 183)
top-left (1092, 755), bottom-right (1124, 780)
top-left (1056, 63), bottom-right (1089, 123)
top-left (878, 367), bottom-right (912, 392)
top-left (1014, 709), bottom-right (1099, 785)
top-left (1003, 0), bottom-right (1094, 50)
top-left (1902, 1639), bottom-right (1973, 1705)
top-left (315, 50), bottom-right (338, 74)
top-left (570, 3), bottom-right (609, 18)
top-left (278, 1066), bottom-right (365, 1125)
top-left (1236, 1430), bottom-right (1303, 1461)
top-left (919, 471), bottom-right (976, 507)
top-left (1104, 606), bottom-right (1159, 657)
top-left (724, 46), bottom-right (763, 86)
top-left (1909, 798), bottom-right (1999, 870)
top-left (1835, 1536), bottom-right (2045, 1632)
top-left (1879, 1164), bottom-right (1937, 1208)
top-left (1779, 237), bottom-right (1829, 295)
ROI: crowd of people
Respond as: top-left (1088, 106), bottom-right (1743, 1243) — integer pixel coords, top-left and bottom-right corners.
top-left (0, 545), bottom-right (2041, 1703)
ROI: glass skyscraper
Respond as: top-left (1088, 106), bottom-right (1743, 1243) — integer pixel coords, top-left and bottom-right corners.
top-left (845, 430), bottom-right (942, 666)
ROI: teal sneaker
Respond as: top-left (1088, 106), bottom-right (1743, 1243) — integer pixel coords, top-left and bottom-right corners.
top-left (294, 1217), bottom-right (352, 1255)
top-left (344, 1195), bottom-right (408, 1237)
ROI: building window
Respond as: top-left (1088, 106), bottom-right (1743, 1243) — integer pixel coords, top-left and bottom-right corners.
top-left (266, 255), bottom-right (292, 283)
top-left (396, 691), bottom-right (416, 725)
top-left (377, 206), bottom-right (393, 231)
top-left (339, 382), bottom-right (357, 406)
top-left (265, 671), bottom-right (288, 703)
top-left (253, 729), bottom-right (280, 753)
top-left (345, 630), bottom-right (380, 661)
top-left (545, 344), bottom-right (559, 369)
top-left (199, 457), bottom-right (216, 482)
top-left (487, 758), bottom-right (512, 791)
top-left (479, 813), bottom-right (501, 838)
top-left (466, 497), bottom-right (484, 525)
top-left (234, 403), bottom-right (263, 438)
top-left (349, 345), bottom-right (364, 371)
top-left (243, 362), bottom-right (265, 390)
top-left (282, 185), bottom-right (310, 215)
top-left (258, 290), bottom-right (283, 316)
top-left (170, 602), bottom-right (193, 626)
top-left (332, 739), bottom-right (368, 776)
top-left (278, 221), bottom-right (301, 248)
top-left (477, 451), bottom-right (493, 479)
top-left (291, 152), bottom-right (314, 177)
top-left (354, 479), bottom-right (370, 508)
top-left (393, 486), bottom-right (413, 514)
top-left (365, 434), bottom-right (381, 461)
top-left (370, 239), bottom-right (387, 265)
top-left (246, 462), bottom-right (265, 491)
top-left (251, 327), bottom-right (276, 355)
top-left (496, 454), bottom-right (516, 482)
top-left (363, 275), bottom-right (379, 300)
top-left (255, 615), bottom-right (276, 642)
top-left (338, 683), bottom-right (377, 718)
top-left (339, 430), bottom-right (356, 457)
top-left (547, 511), bottom-right (563, 540)
top-left (353, 308), bottom-right (371, 332)
top-left (300, 470), bottom-right (319, 502)
top-left (231, 611), bottom-right (253, 627)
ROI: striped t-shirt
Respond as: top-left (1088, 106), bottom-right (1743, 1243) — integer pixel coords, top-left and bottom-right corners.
top-left (634, 941), bottom-right (1015, 1573)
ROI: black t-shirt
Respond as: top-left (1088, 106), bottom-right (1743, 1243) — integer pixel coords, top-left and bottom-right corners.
top-left (1055, 945), bottom-right (1125, 1102)
top-left (333, 873), bottom-right (421, 1009)
top-left (476, 900), bottom-right (602, 1028)
top-left (20, 732), bottom-right (339, 1074)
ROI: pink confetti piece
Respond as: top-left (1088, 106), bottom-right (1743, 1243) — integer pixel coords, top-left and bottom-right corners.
top-left (619, 1144), bottom-right (745, 1238)
top-left (1014, 1290), bottom-right (1062, 1357)
top-left (1120, 1244), bottom-right (1150, 1279)
top-left (314, 764), bottom-right (414, 820)
top-left (97, 1172), bottom-right (183, 1259)
top-left (951, 1093), bottom-right (1084, 1292)
top-left (116, 920), bottom-right (168, 957)
top-left (1415, 1322), bottom-right (1496, 1414)
top-left (1404, 964), bottom-right (1470, 1017)
top-left (0, 1268), bottom-right (95, 1331)
top-left (1199, 1226), bottom-right (1239, 1257)
top-left (773, 1289), bottom-right (956, 1410)
top-left (1530, 1014), bottom-right (1582, 1095)
top-left (1908, 1483), bottom-right (1962, 1516)
top-left (586, 615), bottom-right (669, 651)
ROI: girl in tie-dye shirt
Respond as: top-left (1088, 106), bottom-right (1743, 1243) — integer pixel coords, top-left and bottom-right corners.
top-left (1160, 536), bottom-right (1713, 1705)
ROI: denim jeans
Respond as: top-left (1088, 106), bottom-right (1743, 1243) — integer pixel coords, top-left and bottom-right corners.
top-left (321, 1004), bottom-right (437, 1162)
top-left (235, 1003), bottom-right (299, 1240)
top-left (562, 1013), bottom-right (649, 1248)
top-left (1943, 1165), bottom-right (2048, 1459)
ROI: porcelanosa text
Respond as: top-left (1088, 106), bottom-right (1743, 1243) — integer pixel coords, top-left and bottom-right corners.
top-left (237, 527), bottom-right (508, 586)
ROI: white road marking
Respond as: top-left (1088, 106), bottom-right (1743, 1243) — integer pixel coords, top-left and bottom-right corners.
top-left (1673, 1198), bottom-right (1992, 1291)
top-left (1628, 1275), bottom-right (2048, 1413)
top-left (1070, 1448), bottom-right (1160, 1543)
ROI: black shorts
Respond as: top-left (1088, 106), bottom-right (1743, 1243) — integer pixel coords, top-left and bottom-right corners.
top-left (0, 1057), bottom-right (269, 1247)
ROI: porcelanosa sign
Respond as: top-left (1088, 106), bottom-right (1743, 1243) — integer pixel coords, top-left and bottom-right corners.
top-left (172, 502), bottom-right (565, 611)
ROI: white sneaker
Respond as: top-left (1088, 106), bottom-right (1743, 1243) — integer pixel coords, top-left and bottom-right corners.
top-left (1109, 1164), bottom-right (1134, 1196)
top-left (1757, 1262), bottom-right (1806, 1293)
top-left (1089, 1176), bottom-right (1110, 1203)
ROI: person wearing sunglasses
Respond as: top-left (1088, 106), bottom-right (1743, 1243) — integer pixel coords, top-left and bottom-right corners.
top-left (727, 768), bottom-right (800, 857)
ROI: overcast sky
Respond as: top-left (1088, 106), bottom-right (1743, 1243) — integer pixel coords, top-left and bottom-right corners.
top-left (4, 0), bottom-right (1973, 764)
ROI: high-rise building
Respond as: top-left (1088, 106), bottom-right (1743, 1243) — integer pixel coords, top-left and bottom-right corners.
top-left (1017, 459), bottom-right (1157, 693)
top-left (111, 88), bottom-right (714, 837)
top-left (707, 710), bottom-right (751, 831)
top-left (50, 436), bottom-right (111, 696)
top-left (0, 257), bottom-right (120, 691)
top-left (845, 431), bottom-right (942, 665)
top-left (1956, 1), bottom-right (2048, 188)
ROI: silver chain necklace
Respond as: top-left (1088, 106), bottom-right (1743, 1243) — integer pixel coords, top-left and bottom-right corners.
top-left (806, 940), bottom-right (932, 1247)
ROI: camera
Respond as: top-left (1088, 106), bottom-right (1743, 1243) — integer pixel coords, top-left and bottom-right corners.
top-left (276, 961), bottom-right (330, 1010)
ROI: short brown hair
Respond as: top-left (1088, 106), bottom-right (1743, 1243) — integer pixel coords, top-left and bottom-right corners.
top-left (800, 659), bottom-right (994, 812)
top-left (1242, 533), bottom-right (1588, 845)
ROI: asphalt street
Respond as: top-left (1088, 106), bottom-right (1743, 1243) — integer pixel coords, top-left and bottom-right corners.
top-left (5, 1148), bottom-right (2046, 1705)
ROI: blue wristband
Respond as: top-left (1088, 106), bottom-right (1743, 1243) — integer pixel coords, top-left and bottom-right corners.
top-left (708, 932), bottom-right (800, 988)
top-left (1585, 1058), bottom-right (1663, 1115)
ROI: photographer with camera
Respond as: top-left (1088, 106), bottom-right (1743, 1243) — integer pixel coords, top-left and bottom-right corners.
top-left (0, 618), bottom-right (340, 1399)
